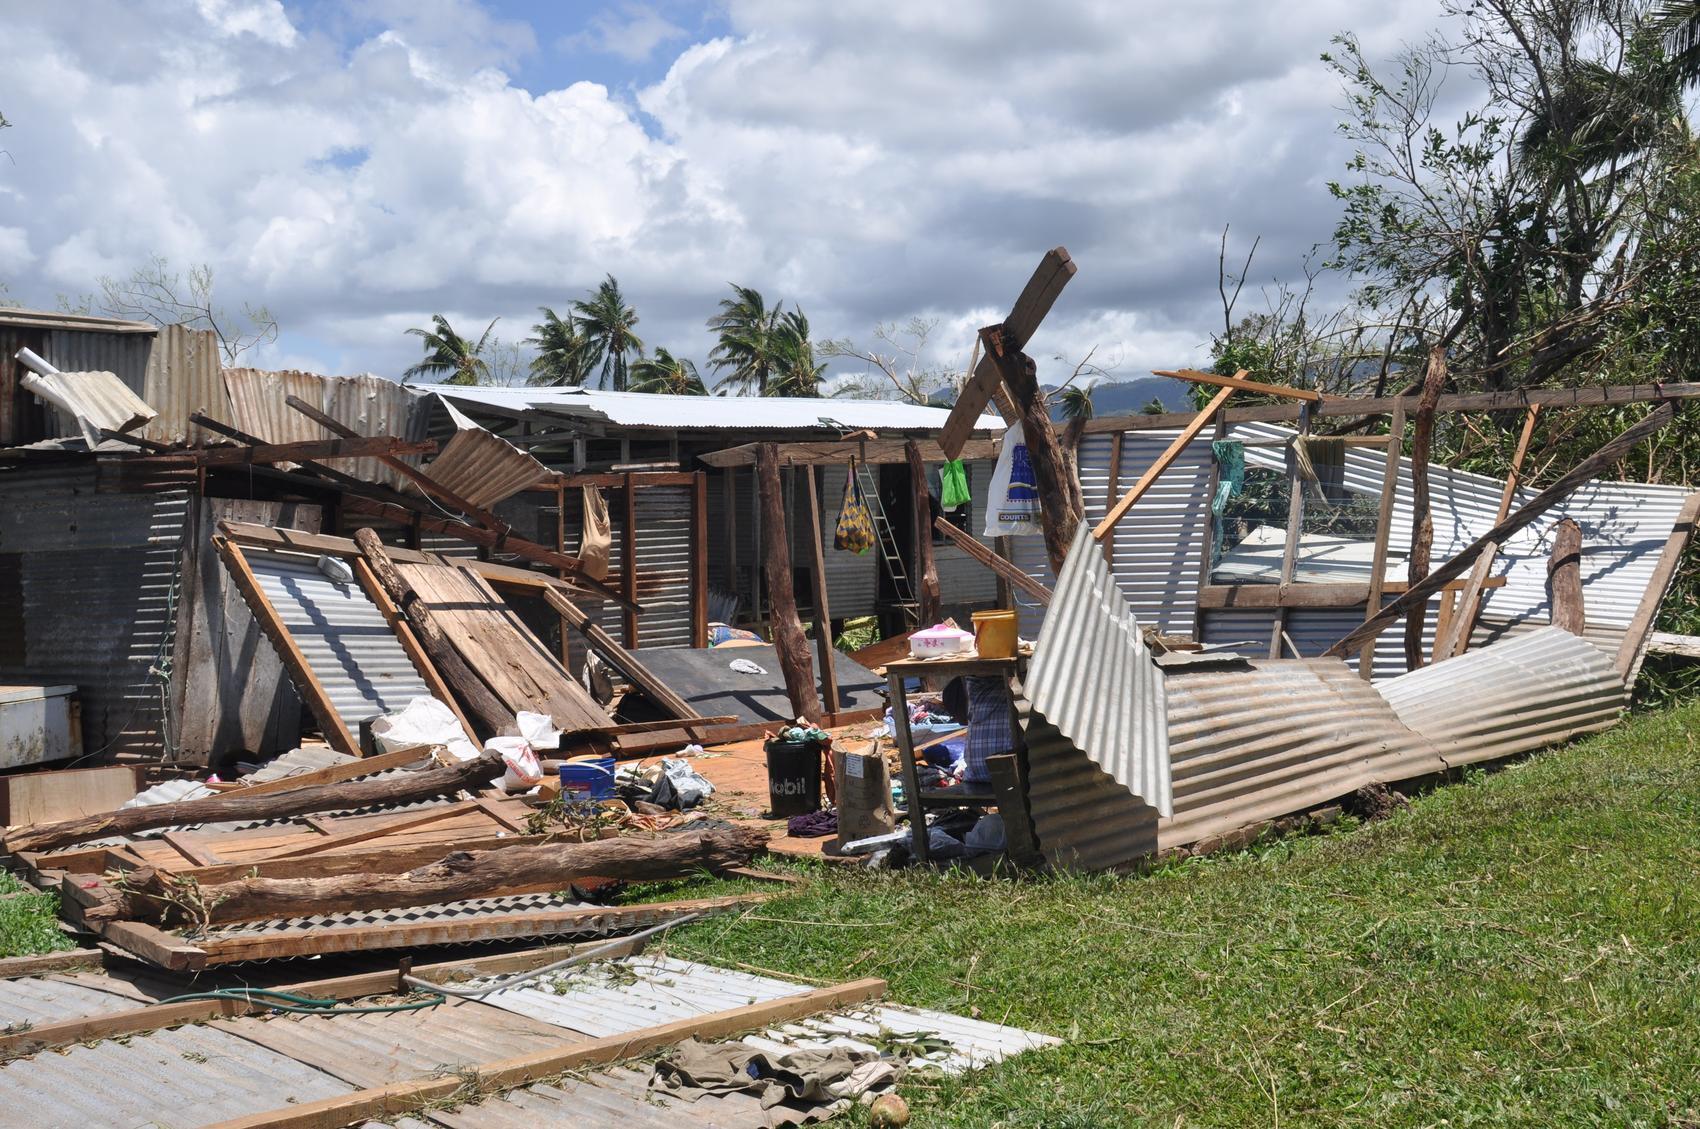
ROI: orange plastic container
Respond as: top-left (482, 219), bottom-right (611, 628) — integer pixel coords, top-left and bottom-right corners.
top-left (971, 609), bottom-right (1018, 658)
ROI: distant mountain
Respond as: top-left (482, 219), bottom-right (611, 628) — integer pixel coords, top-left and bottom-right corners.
top-left (924, 375), bottom-right (1196, 421)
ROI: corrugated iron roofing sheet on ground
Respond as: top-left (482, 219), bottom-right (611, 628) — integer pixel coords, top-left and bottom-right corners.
top-left (1011, 698), bottom-right (1159, 873)
top-left (1024, 525), bottom-right (1171, 816)
top-left (1375, 626), bottom-right (1625, 766)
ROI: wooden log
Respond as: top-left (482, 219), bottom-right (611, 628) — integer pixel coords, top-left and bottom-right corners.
top-left (1404, 347), bottom-right (1449, 670)
top-left (4, 749), bottom-right (498, 854)
top-left (1094, 383), bottom-right (1237, 540)
top-left (1327, 402), bottom-right (1678, 657)
top-left (989, 344), bottom-right (1080, 576)
top-left (803, 466), bottom-right (841, 714)
top-left (755, 443), bottom-right (822, 721)
top-left (1358, 402), bottom-right (1405, 680)
top-left (541, 587), bottom-right (701, 720)
top-left (933, 515), bottom-right (1051, 605)
top-left (906, 441), bottom-right (943, 625)
top-left (353, 527), bottom-right (512, 735)
top-left (1548, 518), bottom-right (1585, 635)
top-left (96, 827), bottom-right (770, 926)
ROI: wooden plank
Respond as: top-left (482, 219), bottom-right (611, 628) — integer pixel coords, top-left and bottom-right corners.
top-left (985, 753), bottom-right (1042, 868)
top-left (938, 247), bottom-right (1077, 460)
top-left (1103, 431), bottom-right (1124, 565)
top-left (887, 671), bottom-right (928, 862)
top-left (756, 443), bottom-right (822, 721)
top-left (692, 470), bottom-right (709, 649)
top-left (1617, 491), bottom-right (1700, 683)
top-left (1454, 404), bottom-right (1544, 654)
top-left (933, 515), bottom-right (1051, 605)
top-left (1548, 518), bottom-right (1585, 636)
top-left (1437, 540), bottom-right (1500, 659)
top-left (906, 441), bottom-right (943, 625)
top-left (804, 465), bottom-right (841, 714)
top-left (215, 538), bottom-right (360, 756)
top-left (204, 975), bottom-right (888, 1129)
top-left (541, 587), bottom-right (701, 720)
top-left (189, 436), bottom-right (437, 466)
top-left (1403, 348), bottom-right (1449, 670)
top-left (1083, 380), bottom-right (1700, 432)
top-left (98, 919), bottom-right (210, 972)
top-left (224, 746), bottom-right (434, 799)
top-left (269, 801), bottom-right (479, 859)
top-left (1358, 403), bottom-right (1405, 680)
top-left (0, 765), bottom-right (141, 827)
top-left (1152, 368), bottom-right (1323, 402)
top-left (0, 948), bottom-right (104, 980)
top-left (351, 554), bottom-right (477, 740)
top-left (1093, 383), bottom-right (1237, 540)
top-left (699, 437), bottom-right (1003, 468)
top-left (1648, 631), bottom-right (1700, 659)
top-left (622, 472), bottom-right (639, 646)
top-left (1198, 577), bottom-right (1503, 609)
top-left (1328, 402), bottom-right (1679, 658)
top-left (160, 831), bottom-right (223, 867)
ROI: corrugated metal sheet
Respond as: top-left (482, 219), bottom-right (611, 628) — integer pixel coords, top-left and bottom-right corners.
top-left (0, 308), bottom-right (156, 334)
top-left (0, 1022), bottom-right (353, 1126)
top-left (1158, 657), bottom-right (1449, 851)
top-left (0, 465), bottom-right (190, 756)
top-left (1025, 525), bottom-right (1170, 815)
top-left (1375, 626), bottom-right (1625, 765)
top-left (225, 368), bottom-right (428, 488)
top-left (0, 975), bottom-right (147, 1029)
top-left (427, 385), bottom-right (1002, 433)
top-left (21, 369), bottom-right (156, 435)
top-left (37, 329), bottom-right (153, 433)
top-left (423, 424), bottom-right (552, 509)
top-left (244, 546), bottom-right (434, 738)
top-left (141, 323), bottom-right (225, 444)
top-left (1017, 701), bottom-right (1160, 873)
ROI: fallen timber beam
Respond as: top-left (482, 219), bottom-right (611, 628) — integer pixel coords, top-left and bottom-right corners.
top-left (1151, 368), bottom-right (1323, 402)
top-left (1093, 381), bottom-right (1238, 540)
top-left (205, 974), bottom-right (888, 1129)
top-left (933, 514), bottom-right (1052, 605)
top-left (541, 586), bottom-right (703, 721)
top-left (354, 526), bottom-right (513, 735)
top-left (1326, 402), bottom-right (1678, 658)
top-left (83, 827), bottom-right (770, 926)
top-left (3, 748), bottom-right (493, 854)
top-left (1083, 381), bottom-right (1700, 432)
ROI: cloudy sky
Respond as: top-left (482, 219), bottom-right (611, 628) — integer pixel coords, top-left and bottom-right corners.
top-left (0, 0), bottom-right (1446, 389)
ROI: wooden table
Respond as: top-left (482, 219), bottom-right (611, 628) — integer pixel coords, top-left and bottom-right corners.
top-left (884, 654), bottom-right (1035, 864)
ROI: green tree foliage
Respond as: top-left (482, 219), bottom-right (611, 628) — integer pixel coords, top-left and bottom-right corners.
top-left (524, 306), bottom-right (589, 387)
top-left (571, 275), bottom-right (644, 392)
top-left (769, 309), bottom-right (826, 397)
top-left (402, 314), bottom-right (497, 385)
top-left (707, 285), bottom-right (828, 396)
top-left (629, 346), bottom-right (708, 395)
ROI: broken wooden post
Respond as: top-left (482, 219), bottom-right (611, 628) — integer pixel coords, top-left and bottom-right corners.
top-left (1549, 518), bottom-right (1585, 636)
top-left (985, 344), bottom-right (1081, 576)
top-left (1327, 401), bottom-right (1677, 658)
top-left (755, 443), bottom-right (822, 721)
top-left (802, 465), bottom-right (842, 714)
top-left (906, 441), bottom-right (943, 625)
top-left (1357, 400), bottom-right (1406, 680)
top-left (1451, 404), bottom-right (1544, 656)
top-left (1404, 346), bottom-right (1449, 670)
top-left (5, 750), bottom-right (500, 854)
top-left (1095, 382), bottom-right (1238, 541)
top-left (354, 527), bottom-right (511, 736)
top-left (934, 516), bottom-right (1051, 605)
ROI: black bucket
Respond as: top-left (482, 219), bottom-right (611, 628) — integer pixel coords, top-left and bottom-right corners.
top-left (764, 738), bottom-right (822, 817)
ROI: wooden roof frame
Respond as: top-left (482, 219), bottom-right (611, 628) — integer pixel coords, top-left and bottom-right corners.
top-left (698, 436), bottom-right (1003, 467)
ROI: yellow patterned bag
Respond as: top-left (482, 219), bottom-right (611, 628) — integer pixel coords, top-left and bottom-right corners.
top-left (834, 459), bottom-right (875, 554)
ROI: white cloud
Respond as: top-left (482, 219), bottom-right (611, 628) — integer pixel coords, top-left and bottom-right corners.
top-left (0, 0), bottom-right (1448, 385)
top-left (568, 4), bottom-right (690, 63)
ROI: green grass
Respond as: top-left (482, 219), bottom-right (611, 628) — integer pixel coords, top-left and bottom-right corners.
top-left (654, 701), bottom-right (1700, 1128)
top-left (0, 870), bottom-right (71, 958)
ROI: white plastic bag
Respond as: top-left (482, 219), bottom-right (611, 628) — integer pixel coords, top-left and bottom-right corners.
top-left (485, 735), bottom-right (543, 790)
top-left (653, 757), bottom-right (715, 808)
top-left (369, 696), bottom-right (479, 762)
top-left (983, 422), bottom-right (1042, 536)
top-left (516, 710), bottom-right (561, 751)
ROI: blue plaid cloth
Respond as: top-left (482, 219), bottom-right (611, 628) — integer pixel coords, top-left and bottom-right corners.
top-left (963, 676), bottom-right (1013, 787)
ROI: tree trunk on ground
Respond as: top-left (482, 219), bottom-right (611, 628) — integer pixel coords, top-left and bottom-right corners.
top-left (6, 751), bottom-right (502, 855)
top-left (1549, 517), bottom-right (1585, 635)
top-left (1403, 347), bottom-right (1449, 670)
top-left (906, 441), bottom-right (943, 626)
top-left (354, 527), bottom-right (512, 736)
top-left (755, 443), bottom-right (822, 721)
top-left (88, 827), bottom-right (771, 926)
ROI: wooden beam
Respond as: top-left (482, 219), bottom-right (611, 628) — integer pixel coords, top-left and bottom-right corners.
top-left (541, 587), bottom-right (702, 721)
top-left (1198, 577), bottom-right (1504, 610)
top-left (939, 247), bottom-right (1076, 459)
top-left (621, 472), bottom-right (639, 646)
top-left (691, 470), bottom-right (709, 649)
top-left (804, 465), bottom-right (841, 714)
top-left (204, 977), bottom-right (888, 1129)
top-left (1452, 404), bottom-right (1544, 656)
top-left (934, 515), bottom-right (1051, 605)
top-left (989, 345), bottom-right (1080, 576)
top-left (188, 436), bottom-right (437, 466)
top-left (214, 538), bottom-right (360, 757)
top-left (5, 750), bottom-right (496, 854)
top-left (1358, 403), bottom-right (1405, 680)
top-left (755, 443), bottom-right (822, 721)
top-left (1647, 631), bottom-right (1700, 659)
top-left (699, 437), bottom-right (1003, 468)
top-left (1093, 382), bottom-right (1237, 540)
top-left (353, 528), bottom-right (511, 736)
top-left (1617, 491), bottom-right (1700, 684)
top-left (1327, 402), bottom-right (1679, 658)
top-left (906, 441), bottom-right (943, 625)
top-left (1153, 368), bottom-right (1322, 402)
top-left (1270, 402), bottom-right (1311, 659)
top-left (1103, 432), bottom-right (1123, 565)
top-left (1083, 381), bottom-right (1700, 432)
top-left (1434, 541), bottom-right (1498, 660)
top-left (1548, 518), bottom-right (1585, 636)
top-left (1403, 348), bottom-right (1449, 670)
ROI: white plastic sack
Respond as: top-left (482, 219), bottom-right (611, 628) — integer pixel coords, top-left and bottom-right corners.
top-left (369, 696), bottom-right (480, 762)
top-left (516, 710), bottom-right (561, 751)
top-left (983, 421), bottom-right (1042, 536)
top-left (485, 735), bottom-right (543, 790)
top-left (654, 757), bottom-right (715, 808)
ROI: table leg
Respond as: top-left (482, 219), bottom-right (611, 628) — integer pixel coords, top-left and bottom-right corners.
top-left (887, 671), bottom-right (929, 862)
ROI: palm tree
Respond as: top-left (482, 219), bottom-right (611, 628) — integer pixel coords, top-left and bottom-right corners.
top-left (629, 347), bottom-right (708, 395)
top-left (402, 314), bottom-right (497, 385)
top-left (524, 306), bottom-right (588, 386)
top-left (707, 284), bottom-right (784, 395)
top-left (769, 309), bottom-right (827, 397)
top-left (1057, 381), bottom-right (1096, 421)
top-left (571, 275), bottom-right (644, 391)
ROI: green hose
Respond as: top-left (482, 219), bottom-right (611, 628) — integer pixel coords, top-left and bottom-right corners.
top-left (157, 987), bottom-right (445, 1015)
